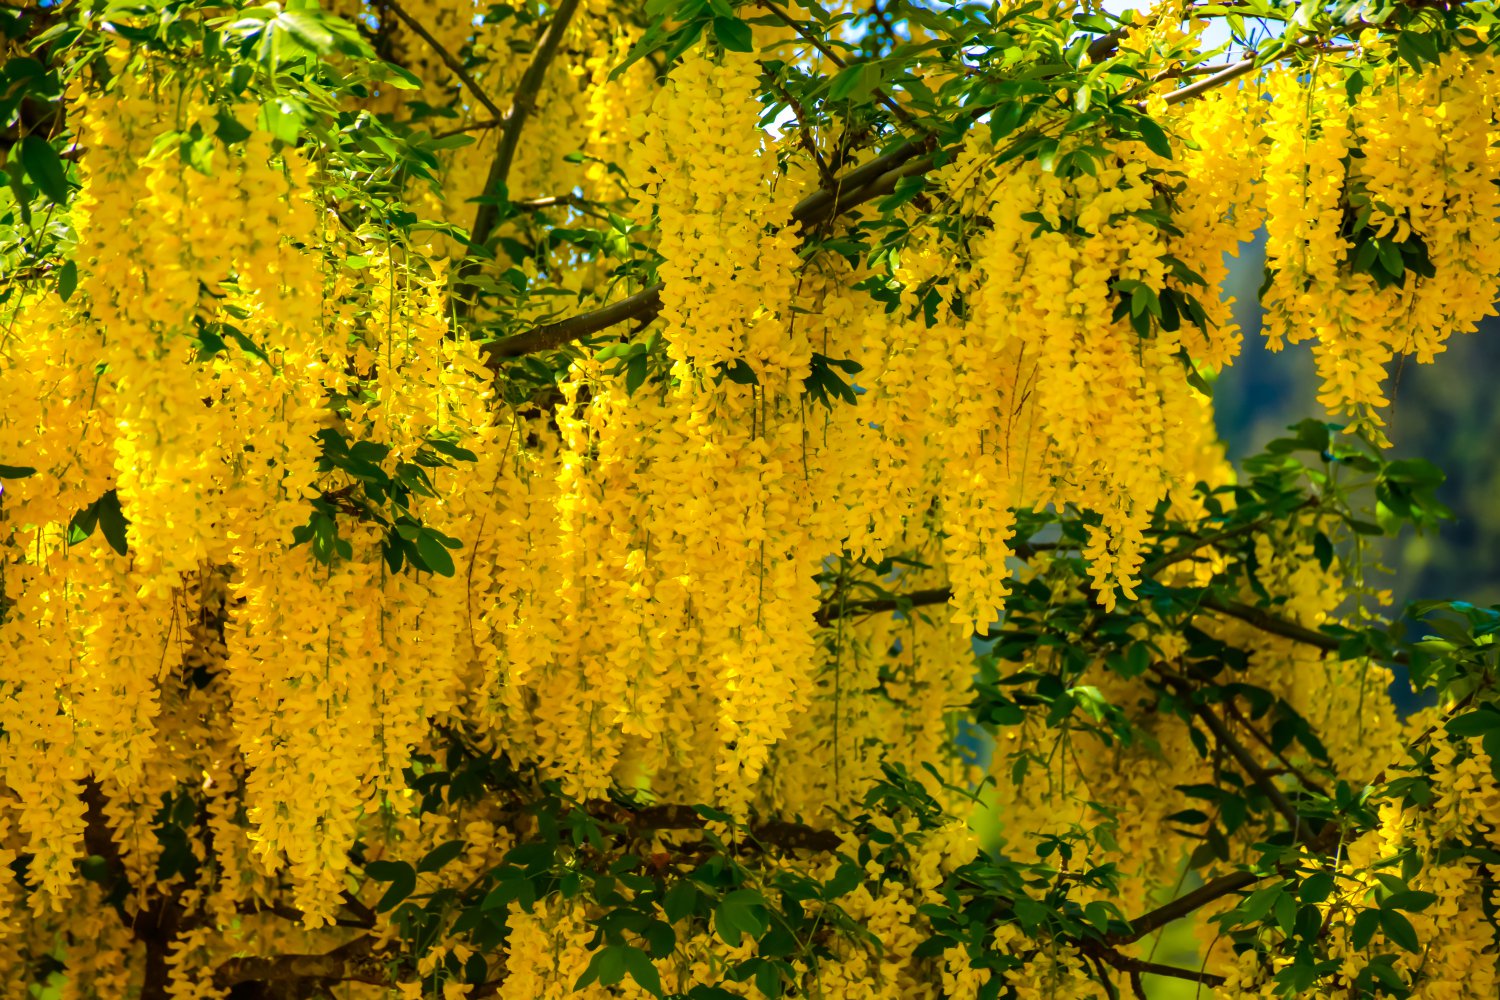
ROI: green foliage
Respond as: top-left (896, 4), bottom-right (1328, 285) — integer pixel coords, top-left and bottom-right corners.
top-left (68, 489), bottom-right (130, 555)
top-left (290, 428), bottom-right (474, 575)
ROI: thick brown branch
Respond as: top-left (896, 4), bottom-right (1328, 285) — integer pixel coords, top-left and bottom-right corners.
top-left (213, 937), bottom-right (387, 991)
top-left (1200, 595), bottom-right (1410, 667)
top-left (593, 801), bottom-right (842, 852)
top-left (1114, 870), bottom-right (1261, 944)
top-left (385, 0), bottom-right (504, 120)
top-left (478, 137), bottom-right (932, 360)
top-left (482, 283), bottom-right (664, 360)
top-left (466, 0), bottom-right (583, 260)
top-left (82, 781), bottom-right (186, 1000)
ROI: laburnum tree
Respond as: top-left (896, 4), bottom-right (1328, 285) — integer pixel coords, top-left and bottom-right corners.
top-left (6, 0), bottom-right (1500, 997)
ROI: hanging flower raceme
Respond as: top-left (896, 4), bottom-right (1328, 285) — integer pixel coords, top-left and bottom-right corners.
top-left (938, 129), bottom-right (1240, 616)
top-left (1262, 51), bottom-right (1500, 423)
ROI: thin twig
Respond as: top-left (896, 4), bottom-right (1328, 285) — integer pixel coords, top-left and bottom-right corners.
top-left (1224, 700), bottom-right (1331, 798)
top-left (757, 0), bottom-right (924, 132)
top-left (385, 0), bottom-right (504, 119)
top-left (431, 116), bottom-right (505, 140)
top-left (513, 193), bottom-right (585, 211)
top-left (1175, 679), bottom-right (1304, 832)
top-left (1141, 497), bottom-right (1318, 579)
top-left (1088, 942), bottom-right (1227, 989)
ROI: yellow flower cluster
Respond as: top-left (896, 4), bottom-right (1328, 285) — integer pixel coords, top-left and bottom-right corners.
top-left (937, 124), bottom-right (1245, 616)
top-left (1262, 55), bottom-right (1500, 421)
top-left (6, 10), bottom-right (1500, 995)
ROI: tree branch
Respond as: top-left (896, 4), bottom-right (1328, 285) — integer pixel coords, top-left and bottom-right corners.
top-left (213, 936), bottom-right (388, 992)
top-left (813, 545), bottom-right (1057, 626)
top-left (591, 801), bottom-right (842, 852)
top-left (1176, 680), bottom-right (1304, 832)
top-left (476, 131), bottom-right (932, 360)
top-left (1113, 688), bottom-right (1485, 944)
top-left (384, 0), bottom-right (504, 120)
top-left (465, 0), bottom-right (583, 262)
top-left (1200, 595), bottom-right (1410, 667)
top-left (1114, 870), bottom-right (1261, 944)
top-left (1140, 498), bottom-right (1319, 579)
top-left (481, 282), bottom-right (664, 360)
top-left (431, 116), bottom-right (505, 140)
top-left (82, 780), bottom-right (187, 1000)
top-left (1086, 940), bottom-right (1227, 989)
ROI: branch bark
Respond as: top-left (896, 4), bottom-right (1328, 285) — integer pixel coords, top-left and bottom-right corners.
top-left (1086, 940), bottom-right (1227, 989)
top-left (1172, 678), bottom-right (1305, 833)
top-left (481, 282), bottom-right (665, 360)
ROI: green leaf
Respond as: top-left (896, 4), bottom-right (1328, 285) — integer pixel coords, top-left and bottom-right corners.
top-left (1035, 137), bottom-right (1061, 173)
top-left (364, 859), bottom-right (416, 913)
top-left (713, 16), bottom-right (754, 53)
top-left (1380, 908), bottom-right (1421, 952)
top-left (214, 107), bottom-right (253, 145)
top-left (417, 839), bottom-right (465, 873)
top-left (1131, 117), bottom-right (1173, 159)
top-left (20, 135), bottom-right (68, 204)
top-left (415, 529), bottom-right (457, 576)
top-left (1382, 889), bottom-right (1438, 913)
top-left (663, 881), bottom-right (699, 923)
top-left (714, 889), bottom-right (769, 948)
top-left (823, 862), bottom-right (862, 900)
top-left (1351, 907), bottom-right (1382, 950)
top-left (625, 353), bottom-right (649, 395)
top-left (56, 260), bottom-right (77, 302)
top-left (0, 464), bottom-right (37, 479)
top-left (622, 946), bottom-right (664, 998)
top-left (1446, 708), bottom-right (1500, 738)
top-left (1236, 885), bottom-right (1282, 924)
top-left (96, 490), bottom-right (129, 556)
top-left (828, 65), bottom-right (866, 101)
top-left (1299, 872), bottom-right (1335, 904)
top-left (642, 919), bottom-right (676, 959)
top-left (575, 945), bottom-right (628, 991)
top-left (276, 9), bottom-right (336, 53)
